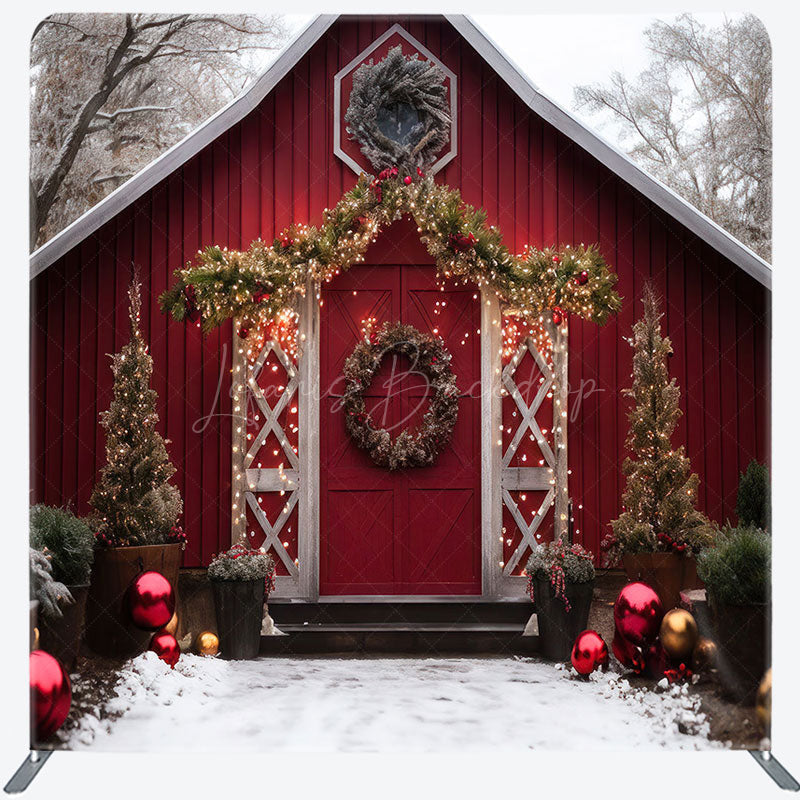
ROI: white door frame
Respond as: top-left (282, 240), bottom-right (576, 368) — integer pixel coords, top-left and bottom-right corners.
top-left (231, 285), bottom-right (568, 601)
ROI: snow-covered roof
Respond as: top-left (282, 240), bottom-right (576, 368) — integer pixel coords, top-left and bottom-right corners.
top-left (30, 14), bottom-right (772, 289)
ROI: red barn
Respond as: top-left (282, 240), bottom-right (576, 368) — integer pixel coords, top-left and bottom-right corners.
top-left (30, 15), bottom-right (770, 602)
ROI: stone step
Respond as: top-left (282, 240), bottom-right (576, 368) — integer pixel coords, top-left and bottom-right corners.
top-left (267, 600), bottom-right (534, 627)
top-left (260, 621), bottom-right (539, 656)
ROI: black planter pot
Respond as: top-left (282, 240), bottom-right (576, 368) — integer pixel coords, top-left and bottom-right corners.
top-left (211, 579), bottom-right (264, 660)
top-left (710, 596), bottom-right (770, 704)
top-left (534, 578), bottom-right (594, 661)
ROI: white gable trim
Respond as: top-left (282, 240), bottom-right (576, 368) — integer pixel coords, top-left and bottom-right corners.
top-left (30, 13), bottom-right (771, 290)
top-left (29, 14), bottom-right (338, 279)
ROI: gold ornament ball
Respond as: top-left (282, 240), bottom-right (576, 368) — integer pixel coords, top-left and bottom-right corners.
top-left (756, 668), bottom-right (772, 730)
top-left (164, 612), bottom-right (179, 636)
top-left (692, 637), bottom-right (717, 672)
top-left (659, 608), bottom-right (699, 660)
top-left (195, 631), bottom-right (219, 657)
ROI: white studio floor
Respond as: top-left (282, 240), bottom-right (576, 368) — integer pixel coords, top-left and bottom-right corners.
top-left (62, 653), bottom-right (720, 752)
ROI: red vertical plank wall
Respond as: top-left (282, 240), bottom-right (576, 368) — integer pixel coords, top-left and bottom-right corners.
top-left (29, 16), bottom-right (770, 567)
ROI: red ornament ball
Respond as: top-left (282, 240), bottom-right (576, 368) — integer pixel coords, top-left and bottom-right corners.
top-left (30, 651), bottom-right (71, 742)
top-left (149, 630), bottom-right (181, 668)
top-left (576, 270), bottom-right (589, 285)
top-left (238, 326), bottom-right (250, 339)
top-left (613, 582), bottom-right (664, 646)
top-left (552, 307), bottom-right (564, 326)
top-left (612, 628), bottom-right (645, 673)
top-left (126, 571), bottom-right (175, 631)
top-left (403, 175), bottom-right (412, 185)
top-left (571, 630), bottom-right (609, 676)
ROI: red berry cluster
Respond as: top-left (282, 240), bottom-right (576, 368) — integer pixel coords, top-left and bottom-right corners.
top-left (369, 166), bottom-right (423, 202)
top-left (278, 232), bottom-right (294, 249)
top-left (166, 525), bottom-right (188, 545)
top-left (252, 283), bottom-right (271, 304)
top-left (370, 166), bottom-right (399, 202)
top-left (657, 532), bottom-right (688, 553)
top-left (448, 231), bottom-right (477, 252)
top-left (183, 284), bottom-right (199, 322)
top-left (94, 528), bottom-right (123, 548)
top-left (212, 541), bottom-right (266, 563)
top-left (664, 662), bottom-right (693, 684)
top-left (377, 166), bottom-right (399, 181)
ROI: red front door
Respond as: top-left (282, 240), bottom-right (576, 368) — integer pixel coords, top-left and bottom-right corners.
top-left (319, 221), bottom-right (481, 596)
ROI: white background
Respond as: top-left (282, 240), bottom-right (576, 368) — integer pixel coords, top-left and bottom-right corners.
top-left (2, 2), bottom-right (797, 799)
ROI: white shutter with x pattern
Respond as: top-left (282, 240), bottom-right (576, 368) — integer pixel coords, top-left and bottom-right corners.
top-left (499, 322), bottom-right (569, 589)
top-left (232, 336), bottom-right (301, 594)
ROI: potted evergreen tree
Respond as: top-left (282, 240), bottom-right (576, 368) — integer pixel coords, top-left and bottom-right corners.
top-left (208, 541), bottom-right (275, 660)
top-left (85, 274), bottom-right (186, 657)
top-left (526, 540), bottom-right (595, 661)
top-left (697, 525), bottom-right (770, 702)
top-left (603, 286), bottom-right (715, 609)
top-left (30, 506), bottom-right (94, 669)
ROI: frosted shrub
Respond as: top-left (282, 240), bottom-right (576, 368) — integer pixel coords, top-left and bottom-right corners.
top-left (30, 505), bottom-right (94, 586)
top-left (30, 548), bottom-right (74, 619)
top-left (207, 542), bottom-right (275, 583)
top-left (525, 540), bottom-right (595, 612)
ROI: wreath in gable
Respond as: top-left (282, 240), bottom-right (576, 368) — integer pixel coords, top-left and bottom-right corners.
top-left (341, 322), bottom-right (459, 470)
top-left (345, 45), bottom-right (451, 173)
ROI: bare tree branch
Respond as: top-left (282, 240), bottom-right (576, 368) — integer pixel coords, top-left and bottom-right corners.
top-left (30, 13), bottom-right (287, 249)
top-left (573, 13), bottom-right (771, 259)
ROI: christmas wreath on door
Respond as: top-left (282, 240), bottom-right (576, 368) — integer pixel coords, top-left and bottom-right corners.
top-left (341, 322), bottom-right (459, 470)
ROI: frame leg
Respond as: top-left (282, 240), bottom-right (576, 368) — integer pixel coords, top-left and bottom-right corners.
top-left (4, 751), bottom-right (52, 794)
top-left (749, 751), bottom-right (800, 791)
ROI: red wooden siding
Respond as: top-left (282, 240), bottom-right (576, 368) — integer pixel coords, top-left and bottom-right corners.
top-left (30, 16), bottom-right (770, 568)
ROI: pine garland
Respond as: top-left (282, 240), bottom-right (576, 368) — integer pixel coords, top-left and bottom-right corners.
top-left (602, 285), bottom-right (715, 565)
top-left (160, 172), bottom-right (621, 352)
top-left (341, 322), bottom-right (459, 470)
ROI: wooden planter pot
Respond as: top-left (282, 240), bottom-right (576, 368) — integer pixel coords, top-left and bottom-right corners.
top-left (39, 584), bottom-right (89, 671)
top-left (710, 597), bottom-right (770, 704)
top-left (622, 552), bottom-right (701, 610)
top-left (85, 543), bottom-right (182, 658)
top-left (211, 579), bottom-right (264, 660)
top-left (534, 578), bottom-right (594, 661)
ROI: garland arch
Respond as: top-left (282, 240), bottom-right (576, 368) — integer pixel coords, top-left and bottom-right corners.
top-left (160, 169), bottom-right (622, 357)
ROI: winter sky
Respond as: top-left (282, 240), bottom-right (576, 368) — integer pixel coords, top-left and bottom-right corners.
top-left (276, 12), bottom-right (744, 137)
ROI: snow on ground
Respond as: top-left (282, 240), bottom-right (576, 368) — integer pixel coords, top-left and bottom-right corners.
top-left (62, 653), bottom-right (721, 752)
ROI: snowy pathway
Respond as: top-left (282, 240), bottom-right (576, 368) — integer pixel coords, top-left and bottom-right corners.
top-left (64, 653), bottom-right (719, 751)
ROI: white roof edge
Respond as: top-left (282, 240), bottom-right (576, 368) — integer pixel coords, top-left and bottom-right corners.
top-left (29, 14), bottom-right (338, 279)
top-left (446, 14), bottom-right (771, 290)
top-left (31, 12), bottom-right (771, 290)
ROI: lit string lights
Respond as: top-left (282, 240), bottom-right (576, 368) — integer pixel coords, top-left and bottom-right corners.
top-left (160, 171), bottom-right (622, 573)
top-left (160, 172), bottom-right (621, 360)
